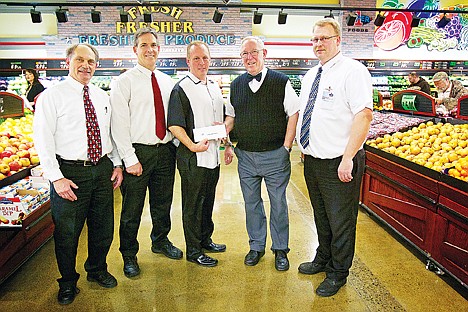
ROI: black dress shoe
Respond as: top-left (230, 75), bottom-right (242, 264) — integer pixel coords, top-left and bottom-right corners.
top-left (58, 285), bottom-right (80, 305)
top-left (316, 277), bottom-right (347, 297)
top-left (298, 261), bottom-right (327, 275)
top-left (274, 250), bottom-right (289, 271)
top-left (244, 250), bottom-right (265, 266)
top-left (152, 242), bottom-right (183, 259)
top-left (202, 242), bottom-right (226, 253)
top-left (187, 254), bottom-right (218, 267)
top-left (123, 256), bottom-right (140, 278)
top-left (87, 271), bottom-right (118, 288)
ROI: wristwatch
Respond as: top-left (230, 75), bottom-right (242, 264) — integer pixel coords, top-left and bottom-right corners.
top-left (114, 165), bottom-right (123, 169)
top-left (284, 146), bottom-right (292, 153)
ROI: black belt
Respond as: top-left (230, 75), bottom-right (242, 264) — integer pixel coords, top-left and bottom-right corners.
top-left (133, 142), bottom-right (167, 148)
top-left (58, 155), bottom-right (108, 167)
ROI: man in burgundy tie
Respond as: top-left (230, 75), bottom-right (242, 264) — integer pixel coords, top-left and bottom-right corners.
top-left (33, 43), bottom-right (123, 305)
top-left (110, 28), bottom-right (181, 278)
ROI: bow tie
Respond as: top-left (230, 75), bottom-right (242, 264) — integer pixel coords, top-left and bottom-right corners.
top-left (247, 72), bottom-right (262, 82)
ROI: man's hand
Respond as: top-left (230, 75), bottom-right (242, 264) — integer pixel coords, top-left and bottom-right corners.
top-left (126, 162), bottom-right (143, 176)
top-left (337, 158), bottom-right (353, 183)
top-left (53, 178), bottom-right (79, 201)
top-left (191, 138), bottom-right (209, 152)
top-left (224, 145), bottom-right (234, 165)
top-left (111, 167), bottom-right (124, 189)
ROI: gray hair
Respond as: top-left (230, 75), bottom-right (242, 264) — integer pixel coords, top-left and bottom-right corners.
top-left (241, 36), bottom-right (265, 50)
top-left (133, 27), bottom-right (159, 47)
top-left (66, 43), bottom-right (99, 62)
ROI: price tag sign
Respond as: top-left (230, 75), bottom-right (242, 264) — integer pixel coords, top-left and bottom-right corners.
top-left (401, 94), bottom-right (417, 111)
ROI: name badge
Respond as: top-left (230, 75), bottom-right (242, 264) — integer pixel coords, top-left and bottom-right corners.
top-left (322, 87), bottom-right (334, 102)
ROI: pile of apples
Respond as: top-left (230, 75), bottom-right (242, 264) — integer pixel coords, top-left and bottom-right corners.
top-left (366, 121), bottom-right (468, 182)
top-left (0, 115), bottom-right (39, 180)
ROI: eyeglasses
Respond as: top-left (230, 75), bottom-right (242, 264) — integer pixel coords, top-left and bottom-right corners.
top-left (310, 35), bottom-right (338, 44)
top-left (240, 49), bottom-right (263, 59)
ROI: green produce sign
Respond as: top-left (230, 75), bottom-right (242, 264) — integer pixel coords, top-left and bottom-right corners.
top-left (401, 94), bottom-right (417, 111)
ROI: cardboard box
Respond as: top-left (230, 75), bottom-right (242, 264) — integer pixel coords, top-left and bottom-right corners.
top-left (0, 196), bottom-right (27, 227)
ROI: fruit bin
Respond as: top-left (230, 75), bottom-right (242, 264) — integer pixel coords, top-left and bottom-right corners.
top-left (458, 95), bottom-right (468, 120)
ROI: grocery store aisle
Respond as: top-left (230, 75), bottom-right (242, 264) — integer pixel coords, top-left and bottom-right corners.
top-left (0, 147), bottom-right (466, 311)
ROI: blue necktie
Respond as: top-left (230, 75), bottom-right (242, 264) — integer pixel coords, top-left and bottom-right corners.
top-left (247, 72), bottom-right (262, 82)
top-left (300, 67), bottom-right (322, 148)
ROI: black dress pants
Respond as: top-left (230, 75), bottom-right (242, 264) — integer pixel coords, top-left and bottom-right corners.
top-left (119, 143), bottom-right (176, 257)
top-left (303, 149), bottom-right (365, 280)
top-left (51, 156), bottom-right (114, 288)
top-left (177, 153), bottom-right (220, 260)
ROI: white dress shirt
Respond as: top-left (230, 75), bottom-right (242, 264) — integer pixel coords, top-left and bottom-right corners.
top-left (296, 53), bottom-right (373, 159)
top-left (110, 64), bottom-right (175, 167)
top-left (33, 76), bottom-right (120, 182)
top-left (225, 67), bottom-right (299, 118)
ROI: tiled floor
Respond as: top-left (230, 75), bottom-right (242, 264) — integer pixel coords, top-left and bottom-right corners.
top-left (0, 148), bottom-right (467, 311)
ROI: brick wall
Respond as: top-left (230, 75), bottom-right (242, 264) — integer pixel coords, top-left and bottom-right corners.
top-left (340, 0), bottom-right (377, 58)
top-left (47, 6), bottom-right (251, 58)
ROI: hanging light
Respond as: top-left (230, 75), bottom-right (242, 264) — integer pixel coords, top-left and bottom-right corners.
top-left (120, 7), bottom-right (129, 23)
top-left (346, 12), bottom-right (357, 26)
top-left (324, 10), bottom-right (334, 19)
top-left (374, 12), bottom-right (385, 26)
top-left (411, 16), bottom-right (421, 28)
top-left (30, 6), bottom-right (42, 23)
top-left (278, 9), bottom-right (287, 24)
top-left (253, 9), bottom-right (263, 25)
top-left (91, 7), bottom-right (101, 23)
top-left (212, 8), bottom-right (223, 23)
top-left (437, 14), bottom-right (450, 28)
top-left (55, 7), bottom-right (68, 23)
top-left (143, 11), bottom-right (152, 23)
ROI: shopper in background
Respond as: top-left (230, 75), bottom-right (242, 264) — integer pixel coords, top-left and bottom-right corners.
top-left (432, 71), bottom-right (468, 117)
top-left (296, 18), bottom-right (373, 297)
top-left (407, 71), bottom-right (431, 95)
top-left (167, 41), bottom-right (226, 267)
top-left (24, 68), bottom-right (45, 108)
top-left (33, 43), bottom-right (123, 305)
top-left (224, 36), bottom-right (299, 271)
top-left (110, 27), bottom-right (181, 278)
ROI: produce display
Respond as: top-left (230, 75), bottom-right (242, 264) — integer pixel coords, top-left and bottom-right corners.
top-left (0, 115), bottom-right (39, 180)
top-left (367, 111), bottom-right (426, 139)
top-left (366, 121), bottom-right (468, 181)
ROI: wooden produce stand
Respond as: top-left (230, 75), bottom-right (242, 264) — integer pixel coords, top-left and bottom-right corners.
top-left (361, 146), bottom-right (468, 288)
top-left (392, 89), bottom-right (436, 117)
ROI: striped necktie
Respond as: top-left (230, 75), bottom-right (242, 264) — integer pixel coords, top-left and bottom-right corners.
top-left (299, 67), bottom-right (322, 148)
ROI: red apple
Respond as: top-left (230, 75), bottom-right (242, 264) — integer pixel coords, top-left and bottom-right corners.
top-left (8, 161), bottom-right (21, 171)
top-left (0, 132), bottom-right (11, 138)
top-left (18, 143), bottom-right (28, 150)
top-left (0, 163), bottom-right (10, 174)
top-left (5, 146), bottom-right (17, 154)
top-left (0, 150), bottom-right (13, 159)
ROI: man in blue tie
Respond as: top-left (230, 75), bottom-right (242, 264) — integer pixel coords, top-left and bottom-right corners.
top-left (296, 19), bottom-right (373, 297)
top-left (224, 36), bottom-right (299, 271)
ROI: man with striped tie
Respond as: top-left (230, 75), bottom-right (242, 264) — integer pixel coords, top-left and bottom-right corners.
top-left (296, 18), bottom-right (373, 297)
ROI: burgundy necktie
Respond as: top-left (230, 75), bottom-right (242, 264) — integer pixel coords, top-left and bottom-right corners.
top-left (83, 85), bottom-right (102, 164)
top-left (151, 72), bottom-right (166, 140)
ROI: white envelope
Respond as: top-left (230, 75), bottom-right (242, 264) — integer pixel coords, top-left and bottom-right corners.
top-left (193, 124), bottom-right (227, 142)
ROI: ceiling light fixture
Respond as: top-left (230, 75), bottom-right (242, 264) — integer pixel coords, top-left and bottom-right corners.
top-left (411, 16), bottom-right (421, 28)
top-left (120, 7), bottom-right (129, 23)
top-left (91, 7), bottom-right (101, 23)
top-left (278, 9), bottom-right (287, 24)
top-left (346, 12), bottom-right (357, 26)
top-left (55, 7), bottom-right (68, 23)
top-left (437, 14), bottom-right (450, 28)
top-left (324, 10), bottom-right (334, 19)
top-left (374, 12), bottom-right (385, 26)
top-left (143, 11), bottom-right (152, 23)
top-left (30, 6), bottom-right (42, 23)
top-left (212, 8), bottom-right (223, 23)
top-left (253, 9), bottom-right (263, 25)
